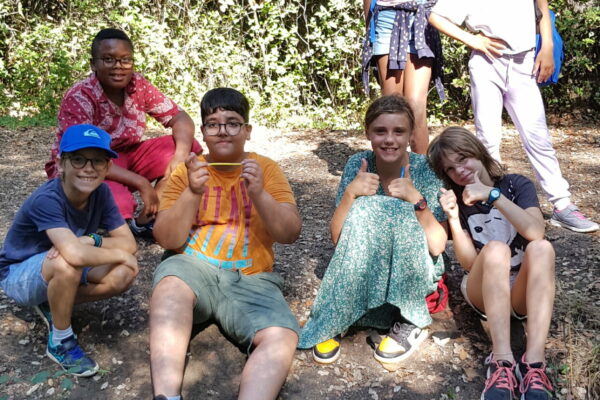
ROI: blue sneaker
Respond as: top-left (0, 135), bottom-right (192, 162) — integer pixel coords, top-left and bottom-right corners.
top-left (127, 218), bottom-right (155, 239)
top-left (482, 356), bottom-right (517, 399)
top-left (47, 333), bottom-right (99, 377)
top-left (516, 355), bottom-right (553, 400)
top-left (33, 301), bottom-right (53, 331)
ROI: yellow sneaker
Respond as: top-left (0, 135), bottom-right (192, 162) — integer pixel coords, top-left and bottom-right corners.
top-left (374, 322), bottom-right (428, 364)
top-left (312, 336), bottom-right (341, 364)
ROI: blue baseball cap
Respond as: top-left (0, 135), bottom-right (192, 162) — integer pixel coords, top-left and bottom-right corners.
top-left (59, 124), bottom-right (118, 158)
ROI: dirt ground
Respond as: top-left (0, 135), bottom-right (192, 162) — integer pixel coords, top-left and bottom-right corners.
top-left (0, 122), bottom-right (598, 400)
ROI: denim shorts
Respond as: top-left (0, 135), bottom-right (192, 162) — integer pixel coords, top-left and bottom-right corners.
top-left (0, 252), bottom-right (91, 306)
top-left (153, 254), bottom-right (300, 353)
top-left (373, 9), bottom-right (417, 56)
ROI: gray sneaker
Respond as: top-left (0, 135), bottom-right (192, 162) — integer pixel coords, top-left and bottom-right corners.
top-left (551, 205), bottom-right (599, 233)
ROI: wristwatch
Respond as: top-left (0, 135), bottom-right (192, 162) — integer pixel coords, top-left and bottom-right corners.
top-left (414, 198), bottom-right (428, 211)
top-left (487, 188), bottom-right (501, 205)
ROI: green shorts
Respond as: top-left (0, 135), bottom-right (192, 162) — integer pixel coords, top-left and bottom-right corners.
top-left (153, 254), bottom-right (299, 353)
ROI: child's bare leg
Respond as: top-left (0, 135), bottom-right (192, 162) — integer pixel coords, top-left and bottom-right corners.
top-left (75, 263), bottom-right (138, 303)
top-left (466, 241), bottom-right (514, 361)
top-left (377, 55), bottom-right (405, 96)
top-left (150, 276), bottom-right (195, 397)
top-left (238, 327), bottom-right (298, 400)
top-left (510, 239), bottom-right (555, 362)
top-left (403, 54), bottom-right (432, 154)
top-left (42, 256), bottom-right (82, 330)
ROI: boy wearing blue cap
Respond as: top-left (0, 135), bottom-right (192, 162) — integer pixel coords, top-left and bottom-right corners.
top-left (0, 124), bottom-right (138, 377)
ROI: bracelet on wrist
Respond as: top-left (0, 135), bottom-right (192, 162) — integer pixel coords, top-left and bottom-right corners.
top-left (88, 233), bottom-right (103, 248)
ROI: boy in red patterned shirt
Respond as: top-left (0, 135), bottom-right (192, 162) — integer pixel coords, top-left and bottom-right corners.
top-left (46, 28), bottom-right (202, 236)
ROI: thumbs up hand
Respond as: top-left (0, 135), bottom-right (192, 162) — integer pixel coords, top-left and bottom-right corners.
top-left (347, 158), bottom-right (380, 199)
top-left (389, 164), bottom-right (422, 203)
top-left (462, 170), bottom-right (492, 206)
top-left (439, 188), bottom-right (459, 221)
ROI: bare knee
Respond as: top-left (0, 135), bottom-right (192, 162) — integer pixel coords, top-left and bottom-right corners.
top-left (44, 256), bottom-right (82, 285)
top-left (525, 239), bottom-right (555, 259)
top-left (481, 241), bottom-right (511, 258)
top-left (405, 96), bottom-right (427, 118)
top-left (110, 264), bottom-right (139, 294)
top-left (480, 241), bottom-right (511, 272)
top-left (254, 327), bottom-right (298, 352)
top-left (524, 239), bottom-right (556, 276)
top-left (151, 276), bottom-right (196, 311)
top-left (153, 276), bottom-right (193, 297)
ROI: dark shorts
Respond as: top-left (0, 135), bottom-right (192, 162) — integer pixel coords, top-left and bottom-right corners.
top-left (153, 254), bottom-right (299, 353)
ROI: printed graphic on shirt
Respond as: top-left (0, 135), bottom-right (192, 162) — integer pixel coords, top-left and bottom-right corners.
top-left (182, 181), bottom-right (254, 270)
top-left (159, 153), bottom-right (295, 275)
top-left (466, 207), bottom-right (524, 267)
top-left (459, 174), bottom-right (539, 269)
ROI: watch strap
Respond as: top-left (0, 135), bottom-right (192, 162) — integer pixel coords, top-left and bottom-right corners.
top-left (88, 233), bottom-right (102, 247)
top-left (487, 188), bottom-right (501, 205)
top-left (414, 197), bottom-right (427, 211)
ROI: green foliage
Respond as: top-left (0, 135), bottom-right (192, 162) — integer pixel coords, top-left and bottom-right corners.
top-left (0, 0), bottom-right (597, 129)
top-left (0, 113), bottom-right (56, 129)
top-left (60, 377), bottom-right (73, 390)
top-left (542, 1), bottom-right (600, 113)
top-left (30, 370), bottom-right (50, 384)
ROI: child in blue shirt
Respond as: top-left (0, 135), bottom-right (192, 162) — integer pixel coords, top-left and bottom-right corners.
top-left (0, 124), bottom-right (138, 377)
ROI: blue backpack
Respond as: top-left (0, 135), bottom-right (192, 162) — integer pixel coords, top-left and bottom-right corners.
top-left (535, 10), bottom-right (563, 86)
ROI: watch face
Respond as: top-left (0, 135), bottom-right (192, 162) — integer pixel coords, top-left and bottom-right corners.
top-left (489, 188), bottom-right (501, 203)
top-left (415, 198), bottom-right (427, 210)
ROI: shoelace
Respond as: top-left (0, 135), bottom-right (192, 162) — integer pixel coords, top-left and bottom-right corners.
top-left (485, 362), bottom-right (517, 394)
top-left (519, 365), bottom-right (553, 393)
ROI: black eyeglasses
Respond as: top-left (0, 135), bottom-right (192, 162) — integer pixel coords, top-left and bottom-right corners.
top-left (202, 122), bottom-right (247, 136)
top-left (93, 57), bottom-right (134, 68)
top-left (67, 155), bottom-right (109, 170)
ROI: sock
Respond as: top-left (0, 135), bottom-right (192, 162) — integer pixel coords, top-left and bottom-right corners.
top-left (51, 325), bottom-right (74, 346)
top-left (553, 198), bottom-right (571, 210)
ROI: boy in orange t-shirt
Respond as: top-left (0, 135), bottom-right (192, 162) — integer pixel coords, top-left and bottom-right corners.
top-left (149, 88), bottom-right (302, 400)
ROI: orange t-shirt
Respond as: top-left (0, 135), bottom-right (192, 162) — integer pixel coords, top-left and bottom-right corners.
top-left (159, 152), bottom-right (296, 275)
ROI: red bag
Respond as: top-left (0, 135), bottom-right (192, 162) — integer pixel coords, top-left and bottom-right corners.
top-left (426, 273), bottom-right (448, 314)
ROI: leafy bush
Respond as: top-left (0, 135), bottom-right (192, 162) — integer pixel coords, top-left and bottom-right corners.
top-left (0, 0), bottom-right (597, 129)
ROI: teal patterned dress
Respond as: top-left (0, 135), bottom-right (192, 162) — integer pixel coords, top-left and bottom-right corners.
top-left (298, 151), bottom-right (446, 349)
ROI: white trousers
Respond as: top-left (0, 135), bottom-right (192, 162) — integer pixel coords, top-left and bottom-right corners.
top-left (469, 50), bottom-right (570, 206)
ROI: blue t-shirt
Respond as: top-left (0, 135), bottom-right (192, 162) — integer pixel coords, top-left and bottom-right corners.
top-left (0, 178), bottom-right (124, 280)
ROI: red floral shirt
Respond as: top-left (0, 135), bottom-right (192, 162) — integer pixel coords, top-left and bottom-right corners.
top-left (47, 72), bottom-right (181, 174)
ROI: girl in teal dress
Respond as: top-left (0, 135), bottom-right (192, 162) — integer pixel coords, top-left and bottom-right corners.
top-left (298, 95), bottom-right (447, 367)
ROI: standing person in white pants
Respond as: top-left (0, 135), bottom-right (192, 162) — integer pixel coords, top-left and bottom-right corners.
top-left (429, 0), bottom-right (598, 233)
